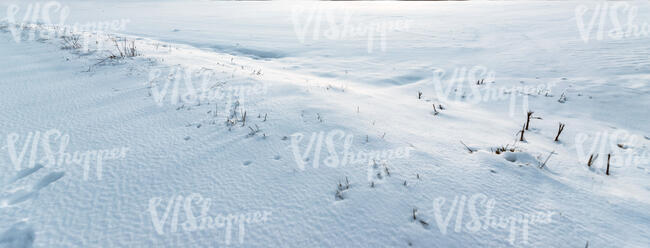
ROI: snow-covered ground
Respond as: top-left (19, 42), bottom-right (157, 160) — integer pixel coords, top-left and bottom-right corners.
top-left (0, 0), bottom-right (648, 247)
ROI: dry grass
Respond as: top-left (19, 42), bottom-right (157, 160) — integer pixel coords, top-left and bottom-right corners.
top-left (61, 34), bottom-right (82, 50)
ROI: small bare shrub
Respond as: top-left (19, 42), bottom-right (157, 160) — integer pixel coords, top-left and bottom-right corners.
top-left (587, 154), bottom-right (598, 167)
top-left (493, 144), bottom-right (516, 154)
top-left (248, 124), bottom-right (261, 137)
top-left (110, 38), bottom-right (138, 59)
top-left (606, 154), bottom-right (611, 175)
top-left (525, 111), bottom-right (542, 130)
top-left (558, 92), bottom-right (567, 103)
top-left (335, 177), bottom-right (351, 200)
top-left (554, 123), bottom-right (565, 142)
top-left (460, 141), bottom-right (477, 153)
top-left (61, 34), bottom-right (82, 50)
top-left (539, 151), bottom-right (554, 169)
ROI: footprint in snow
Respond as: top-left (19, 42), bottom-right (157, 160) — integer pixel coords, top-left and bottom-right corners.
top-left (0, 221), bottom-right (35, 248)
top-left (32, 172), bottom-right (65, 191)
top-left (243, 161), bottom-right (253, 166)
top-left (1, 165), bottom-right (65, 207)
top-left (0, 165), bottom-right (64, 248)
top-left (273, 155), bottom-right (281, 160)
top-left (6, 165), bottom-right (44, 185)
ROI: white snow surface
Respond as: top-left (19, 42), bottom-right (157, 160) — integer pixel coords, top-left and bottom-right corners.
top-left (0, 0), bottom-right (648, 247)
